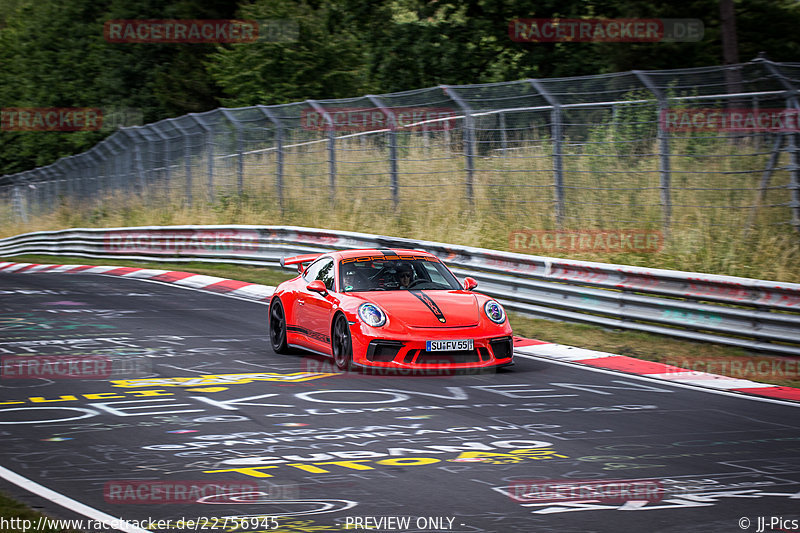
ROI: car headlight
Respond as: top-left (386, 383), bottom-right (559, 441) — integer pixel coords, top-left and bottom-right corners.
top-left (358, 303), bottom-right (386, 327)
top-left (484, 300), bottom-right (506, 324)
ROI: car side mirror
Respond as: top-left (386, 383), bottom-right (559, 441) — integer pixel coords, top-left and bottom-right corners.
top-left (306, 280), bottom-right (328, 295)
top-left (463, 277), bottom-right (478, 290)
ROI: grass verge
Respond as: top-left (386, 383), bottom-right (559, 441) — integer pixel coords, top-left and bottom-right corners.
top-left (0, 490), bottom-right (81, 533)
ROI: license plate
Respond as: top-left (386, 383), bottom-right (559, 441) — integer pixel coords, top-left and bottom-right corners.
top-left (426, 339), bottom-right (474, 352)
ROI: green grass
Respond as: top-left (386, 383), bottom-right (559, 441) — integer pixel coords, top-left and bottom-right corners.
top-left (0, 490), bottom-right (81, 533)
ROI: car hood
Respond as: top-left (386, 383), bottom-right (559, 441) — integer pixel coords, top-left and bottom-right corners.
top-left (360, 290), bottom-right (480, 328)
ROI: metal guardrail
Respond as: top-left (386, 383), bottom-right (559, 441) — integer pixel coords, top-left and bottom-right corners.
top-left (1, 225), bottom-right (799, 356)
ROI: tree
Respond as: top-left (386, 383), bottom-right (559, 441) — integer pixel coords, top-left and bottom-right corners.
top-left (207, 0), bottom-right (371, 106)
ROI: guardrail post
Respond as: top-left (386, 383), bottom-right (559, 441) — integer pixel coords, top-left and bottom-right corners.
top-left (634, 70), bottom-right (672, 235)
top-left (367, 95), bottom-right (399, 207)
top-left (258, 106), bottom-right (285, 213)
top-left (530, 80), bottom-right (565, 227)
top-left (441, 86), bottom-right (474, 204)
top-left (307, 100), bottom-right (337, 204)
top-left (220, 109), bottom-right (245, 197)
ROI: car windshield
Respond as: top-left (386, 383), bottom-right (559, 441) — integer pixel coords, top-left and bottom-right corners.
top-left (338, 256), bottom-right (462, 292)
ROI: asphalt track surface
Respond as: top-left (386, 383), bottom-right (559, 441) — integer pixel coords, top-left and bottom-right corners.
top-left (0, 271), bottom-right (799, 533)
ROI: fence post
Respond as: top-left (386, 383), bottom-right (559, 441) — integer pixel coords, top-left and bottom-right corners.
top-left (307, 100), bottom-right (337, 204)
top-left (150, 126), bottom-right (171, 197)
top-left (762, 60), bottom-right (800, 233)
top-left (530, 79), bottom-right (564, 228)
top-left (499, 112), bottom-right (508, 155)
top-left (121, 129), bottom-right (147, 198)
top-left (168, 119), bottom-right (193, 208)
top-left (75, 157), bottom-right (88, 204)
top-left (258, 105), bottom-right (285, 214)
top-left (220, 109), bottom-right (245, 196)
top-left (31, 169), bottom-right (44, 216)
top-left (135, 127), bottom-right (155, 198)
top-left (788, 125), bottom-right (800, 234)
top-left (123, 135), bottom-right (136, 197)
top-left (60, 159), bottom-right (74, 205)
top-left (187, 114), bottom-right (215, 204)
top-left (367, 95), bottom-right (399, 207)
top-left (96, 145), bottom-right (112, 199)
top-left (441, 85), bottom-right (474, 204)
top-left (41, 167), bottom-right (55, 212)
top-left (634, 70), bottom-right (672, 235)
top-left (107, 136), bottom-right (126, 194)
top-left (11, 175), bottom-right (27, 223)
top-left (86, 152), bottom-right (102, 203)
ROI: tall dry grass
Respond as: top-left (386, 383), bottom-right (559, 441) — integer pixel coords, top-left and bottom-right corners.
top-left (2, 130), bottom-right (798, 282)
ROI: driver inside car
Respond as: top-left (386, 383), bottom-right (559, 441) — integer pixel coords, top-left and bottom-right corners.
top-left (396, 263), bottom-right (414, 288)
top-left (342, 269), bottom-right (360, 292)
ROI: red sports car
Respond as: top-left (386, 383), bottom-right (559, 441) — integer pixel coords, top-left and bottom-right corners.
top-left (269, 248), bottom-right (513, 371)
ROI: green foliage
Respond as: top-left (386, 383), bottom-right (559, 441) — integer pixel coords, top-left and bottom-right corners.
top-left (1, 0), bottom-right (800, 176)
top-left (207, 0), bottom-right (371, 105)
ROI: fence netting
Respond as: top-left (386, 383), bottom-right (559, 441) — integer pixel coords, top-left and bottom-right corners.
top-left (1, 57), bottom-right (798, 239)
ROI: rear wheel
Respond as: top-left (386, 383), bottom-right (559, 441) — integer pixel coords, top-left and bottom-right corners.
top-left (332, 314), bottom-right (353, 370)
top-left (269, 298), bottom-right (289, 354)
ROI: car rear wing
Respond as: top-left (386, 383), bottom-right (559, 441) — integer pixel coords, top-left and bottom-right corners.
top-left (280, 253), bottom-right (323, 273)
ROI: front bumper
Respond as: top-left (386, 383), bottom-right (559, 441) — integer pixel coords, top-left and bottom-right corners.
top-left (352, 334), bottom-right (514, 369)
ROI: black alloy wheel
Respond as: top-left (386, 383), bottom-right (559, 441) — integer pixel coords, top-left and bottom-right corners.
top-left (269, 298), bottom-right (289, 354)
top-left (332, 314), bottom-right (353, 370)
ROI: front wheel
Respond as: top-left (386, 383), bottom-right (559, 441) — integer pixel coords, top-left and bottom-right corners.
top-left (269, 298), bottom-right (289, 354)
top-left (332, 314), bottom-right (353, 370)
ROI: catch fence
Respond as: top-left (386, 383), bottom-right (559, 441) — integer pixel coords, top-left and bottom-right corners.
top-left (1, 57), bottom-right (799, 236)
